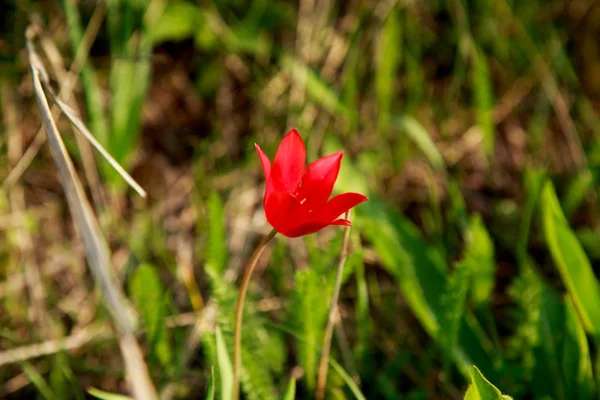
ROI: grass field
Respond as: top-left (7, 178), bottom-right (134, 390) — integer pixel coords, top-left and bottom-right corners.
top-left (1, 0), bottom-right (600, 399)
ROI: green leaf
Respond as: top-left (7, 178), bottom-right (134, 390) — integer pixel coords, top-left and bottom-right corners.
top-left (323, 138), bottom-right (369, 195)
top-left (471, 45), bottom-right (495, 157)
top-left (562, 297), bottom-right (594, 399)
top-left (464, 366), bottom-right (512, 400)
top-left (393, 116), bottom-right (445, 170)
top-left (151, 1), bottom-right (203, 44)
top-left (562, 170), bottom-right (593, 217)
top-left (330, 359), bottom-right (367, 400)
top-left (88, 388), bottom-right (133, 400)
top-left (21, 362), bottom-right (55, 400)
top-left (205, 367), bottom-right (216, 400)
top-left (516, 169), bottom-right (546, 264)
top-left (62, 0), bottom-right (109, 152)
top-left (106, 0), bottom-right (152, 171)
top-left (464, 216), bottom-right (495, 305)
top-left (282, 377), bottom-right (296, 400)
top-left (532, 267), bottom-right (567, 399)
top-left (439, 261), bottom-right (471, 359)
top-left (283, 56), bottom-right (350, 118)
top-left (291, 268), bottom-right (329, 389)
top-left (510, 261), bottom-right (595, 400)
top-left (215, 327), bottom-right (233, 400)
top-left (203, 282), bottom-right (282, 400)
top-left (206, 192), bottom-right (228, 276)
top-left (375, 6), bottom-right (401, 133)
top-left (129, 264), bottom-right (172, 370)
top-left (541, 181), bottom-right (600, 334)
top-left (50, 352), bottom-right (68, 400)
top-left (353, 242), bottom-right (372, 363)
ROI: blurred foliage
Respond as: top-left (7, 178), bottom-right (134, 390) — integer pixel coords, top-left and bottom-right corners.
top-left (2, 0), bottom-right (600, 399)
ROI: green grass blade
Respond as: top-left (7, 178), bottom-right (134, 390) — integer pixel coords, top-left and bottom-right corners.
top-left (330, 359), bottom-right (367, 400)
top-left (106, 0), bottom-right (153, 170)
top-left (517, 169), bottom-right (546, 264)
top-left (464, 216), bottom-right (495, 305)
top-left (291, 268), bottom-right (328, 389)
top-left (439, 261), bottom-right (471, 364)
top-left (205, 367), bottom-right (216, 400)
top-left (216, 327), bottom-right (233, 400)
top-left (129, 264), bottom-right (172, 372)
top-left (541, 182), bottom-right (600, 334)
top-left (283, 56), bottom-right (350, 119)
top-left (471, 45), bottom-right (495, 158)
top-left (375, 6), bottom-right (401, 134)
top-left (206, 192), bottom-right (228, 275)
top-left (464, 366), bottom-right (512, 400)
top-left (151, 1), bottom-right (202, 44)
top-left (282, 377), bottom-right (296, 400)
top-left (62, 0), bottom-right (109, 147)
top-left (88, 388), bottom-right (133, 400)
top-left (562, 297), bottom-right (595, 398)
top-left (21, 362), bottom-right (55, 400)
top-left (394, 116), bottom-right (445, 170)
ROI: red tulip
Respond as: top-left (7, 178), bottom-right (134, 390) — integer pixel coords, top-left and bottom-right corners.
top-left (255, 129), bottom-right (368, 237)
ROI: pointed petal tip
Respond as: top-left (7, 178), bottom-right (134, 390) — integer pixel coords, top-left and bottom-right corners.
top-left (271, 128), bottom-right (306, 192)
top-left (255, 143), bottom-right (272, 181)
top-left (281, 128), bottom-right (305, 150)
top-left (286, 128), bottom-right (305, 143)
top-left (330, 150), bottom-right (344, 161)
top-left (348, 193), bottom-right (369, 204)
top-left (332, 219), bottom-right (352, 226)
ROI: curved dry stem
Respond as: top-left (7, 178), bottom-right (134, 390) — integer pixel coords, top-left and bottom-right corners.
top-left (232, 229), bottom-right (277, 400)
top-left (316, 211), bottom-right (352, 400)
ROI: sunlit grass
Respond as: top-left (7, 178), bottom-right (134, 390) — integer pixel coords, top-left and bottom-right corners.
top-left (1, 0), bottom-right (600, 399)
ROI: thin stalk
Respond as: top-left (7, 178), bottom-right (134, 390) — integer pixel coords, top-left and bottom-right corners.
top-left (232, 229), bottom-right (277, 400)
top-left (316, 211), bottom-right (352, 400)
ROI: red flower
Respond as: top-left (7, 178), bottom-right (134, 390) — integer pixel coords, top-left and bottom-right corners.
top-left (255, 129), bottom-right (368, 238)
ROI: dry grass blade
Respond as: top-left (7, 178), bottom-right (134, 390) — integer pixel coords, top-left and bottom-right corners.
top-left (0, 324), bottom-right (111, 368)
top-left (3, 5), bottom-right (105, 189)
top-left (41, 83), bottom-right (147, 198)
top-left (40, 32), bottom-right (106, 209)
top-left (0, 311), bottom-right (202, 369)
top-left (316, 210), bottom-right (353, 400)
top-left (25, 27), bottom-right (157, 400)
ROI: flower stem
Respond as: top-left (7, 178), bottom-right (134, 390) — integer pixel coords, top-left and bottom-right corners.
top-left (232, 228), bottom-right (277, 400)
top-left (316, 211), bottom-right (352, 400)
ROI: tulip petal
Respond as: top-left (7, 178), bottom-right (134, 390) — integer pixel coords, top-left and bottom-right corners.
top-left (270, 129), bottom-right (305, 193)
top-left (283, 218), bottom-right (350, 237)
top-left (282, 199), bottom-right (363, 238)
top-left (264, 188), bottom-right (308, 235)
top-left (295, 151), bottom-right (343, 212)
top-left (283, 220), bottom-right (329, 237)
top-left (309, 192), bottom-right (368, 224)
top-left (330, 218), bottom-right (352, 226)
top-left (255, 144), bottom-right (271, 182)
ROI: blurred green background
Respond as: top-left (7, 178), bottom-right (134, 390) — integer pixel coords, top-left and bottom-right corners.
top-left (2, 0), bottom-right (600, 398)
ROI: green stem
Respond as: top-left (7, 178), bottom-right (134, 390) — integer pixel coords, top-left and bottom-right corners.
top-left (316, 211), bottom-right (352, 400)
top-left (232, 229), bottom-right (277, 400)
